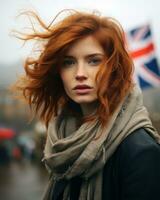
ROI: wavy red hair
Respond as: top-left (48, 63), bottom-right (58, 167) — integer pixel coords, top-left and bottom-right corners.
top-left (12, 9), bottom-right (134, 128)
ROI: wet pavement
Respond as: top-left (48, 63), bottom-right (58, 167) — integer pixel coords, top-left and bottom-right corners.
top-left (0, 160), bottom-right (49, 200)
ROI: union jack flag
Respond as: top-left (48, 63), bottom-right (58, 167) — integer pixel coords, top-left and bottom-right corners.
top-left (126, 24), bottom-right (160, 89)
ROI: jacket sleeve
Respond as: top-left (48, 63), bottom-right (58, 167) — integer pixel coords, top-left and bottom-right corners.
top-left (119, 130), bottom-right (160, 200)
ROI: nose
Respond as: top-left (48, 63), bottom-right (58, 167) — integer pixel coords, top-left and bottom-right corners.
top-left (75, 62), bottom-right (87, 81)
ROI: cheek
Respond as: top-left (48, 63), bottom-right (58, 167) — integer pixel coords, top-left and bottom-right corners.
top-left (60, 71), bottom-right (66, 84)
top-left (60, 69), bottom-right (71, 81)
top-left (60, 72), bottom-right (70, 90)
top-left (90, 69), bottom-right (99, 84)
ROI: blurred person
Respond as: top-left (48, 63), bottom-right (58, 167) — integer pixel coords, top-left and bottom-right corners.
top-left (12, 146), bottom-right (22, 160)
top-left (0, 141), bottom-right (11, 164)
top-left (12, 10), bottom-right (160, 200)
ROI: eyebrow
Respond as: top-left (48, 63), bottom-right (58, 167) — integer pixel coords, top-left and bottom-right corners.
top-left (64, 53), bottom-right (104, 59)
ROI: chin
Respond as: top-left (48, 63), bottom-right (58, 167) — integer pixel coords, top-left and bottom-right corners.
top-left (73, 97), bottom-right (97, 104)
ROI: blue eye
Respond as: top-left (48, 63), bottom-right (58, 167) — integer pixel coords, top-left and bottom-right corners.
top-left (62, 59), bottom-right (75, 67)
top-left (88, 57), bottom-right (102, 66)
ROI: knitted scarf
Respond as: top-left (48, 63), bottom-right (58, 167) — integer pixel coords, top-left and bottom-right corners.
top-left (42, 85), bottom-right (160, 200)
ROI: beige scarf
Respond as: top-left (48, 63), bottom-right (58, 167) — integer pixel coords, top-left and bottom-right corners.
top-left (42, 85), bottom-right (160, 200)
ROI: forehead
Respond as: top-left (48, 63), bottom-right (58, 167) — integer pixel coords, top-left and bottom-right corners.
top-left (65, 36), bottom-right (104, 57)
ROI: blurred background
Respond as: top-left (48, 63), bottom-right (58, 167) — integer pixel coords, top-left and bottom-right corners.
top-left (0, 0), bottom-right (160, 200)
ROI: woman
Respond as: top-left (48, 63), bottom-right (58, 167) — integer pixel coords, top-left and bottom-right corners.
top-left (13, 10), bottom-right (160, 200)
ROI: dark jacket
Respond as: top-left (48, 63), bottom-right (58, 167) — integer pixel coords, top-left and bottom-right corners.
top-left (52, 128), bottom-right (160, 200)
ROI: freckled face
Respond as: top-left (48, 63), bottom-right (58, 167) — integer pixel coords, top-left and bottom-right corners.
top-left (60, 36), bottom-right (105, 105)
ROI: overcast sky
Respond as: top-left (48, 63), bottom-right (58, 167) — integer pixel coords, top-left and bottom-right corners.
top-left (1, 0), bottom-right (160, 65)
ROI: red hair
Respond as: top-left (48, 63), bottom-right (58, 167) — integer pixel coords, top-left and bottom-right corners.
top-left (12, 10), bottom-right (134, 127)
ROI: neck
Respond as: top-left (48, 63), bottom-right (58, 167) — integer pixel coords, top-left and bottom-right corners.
top-left (80, 101), bottom-right (98, 117)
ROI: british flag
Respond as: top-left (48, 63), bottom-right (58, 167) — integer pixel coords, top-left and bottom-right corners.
top-left (126, 24), bottom-right (160, 89)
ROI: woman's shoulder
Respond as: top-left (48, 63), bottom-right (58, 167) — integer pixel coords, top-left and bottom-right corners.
top-left (116, 128), bottom-right (160, 167)
top-left (119, 128), bottom-right (160, 154)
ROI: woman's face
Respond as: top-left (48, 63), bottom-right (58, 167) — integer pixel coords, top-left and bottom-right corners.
top-left (60, 36), bottom-right (105, 105)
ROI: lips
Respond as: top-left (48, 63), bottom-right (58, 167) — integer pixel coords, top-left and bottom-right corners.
top-left (73, 85), bottom-right (93, 95)
top-left (73, 85), bottom-right (92, 90)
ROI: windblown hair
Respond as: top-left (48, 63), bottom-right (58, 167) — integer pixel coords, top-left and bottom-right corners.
top-left (12, 9), bottom-right (134, 128)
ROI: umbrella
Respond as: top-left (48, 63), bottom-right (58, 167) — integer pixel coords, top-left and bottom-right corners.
top-left (0, 128), bottom-right (15, 140)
